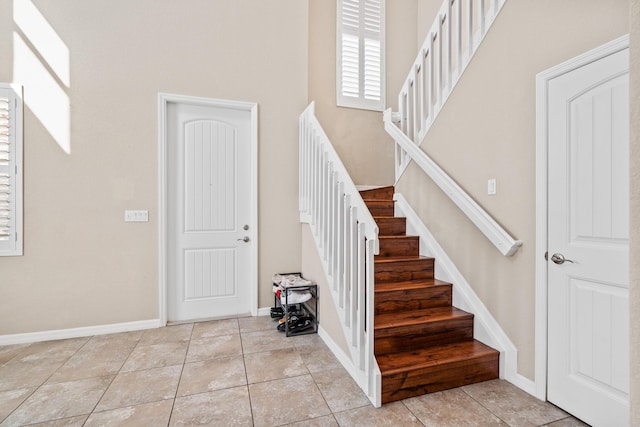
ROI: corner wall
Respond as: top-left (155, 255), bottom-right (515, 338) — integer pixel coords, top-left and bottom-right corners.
top-left (399, 0), bottom-right (629, 380)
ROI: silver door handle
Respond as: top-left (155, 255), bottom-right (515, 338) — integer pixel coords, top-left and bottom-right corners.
top-left (237, 236), bottom-right (250, 243)
top-left (551, 253), bottom-right (575, 264)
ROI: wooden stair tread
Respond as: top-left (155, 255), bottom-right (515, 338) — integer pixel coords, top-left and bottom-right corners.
top-left (375, 256), bottom-right (433, 264)
top-left (375, 306), bottom-right (472, 330)
top-left (375, 279), bottom-right (451, 292)
top-left (377, 340), bottom-right (499, 375)
top-left (378, 235), bottom-right (418, 241)
top-left (360, 186), bottom-right (394, 200)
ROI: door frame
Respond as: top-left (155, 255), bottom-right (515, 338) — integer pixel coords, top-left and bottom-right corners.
top-left (158, 93), bottom-right (259, 325)
top-left (535, 35), bottom-right (629, 400)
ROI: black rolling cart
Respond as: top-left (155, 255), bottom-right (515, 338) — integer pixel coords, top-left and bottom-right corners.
top-left (272, 272), bottom-right (318, 337)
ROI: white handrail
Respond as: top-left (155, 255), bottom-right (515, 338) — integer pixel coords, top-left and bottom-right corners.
top-left (395, 0), bottom-right (507, 178)
top-left (299, 102), bottom-right (381, 406)
top-left (384, 109), bottom-right (522, 256)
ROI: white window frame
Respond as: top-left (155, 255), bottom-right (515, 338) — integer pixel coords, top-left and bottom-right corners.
top-left (336, 0), bottom-right (386, 111)
top-left (0, 84), bottom-right (23, 257)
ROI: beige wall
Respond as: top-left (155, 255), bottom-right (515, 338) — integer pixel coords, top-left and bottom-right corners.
top-left (630, 0), bottom-right (640, 423)
top-left (416, 0), bottom-right (442, 48)
top-left (0, 0), bottom-right (308, 334)
top-left (308, 0), bottom-right (417, 187)
top-left (300, 224), bottom-right (350, 355)
top-left (397, 0), bottom-right (629, 380)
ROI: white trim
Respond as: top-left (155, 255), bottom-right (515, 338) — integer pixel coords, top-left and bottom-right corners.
top-left (257, 307), bottom-right (272, 317)
top-left (385, 112), bottom-right (522, 257)
top-left (0, 83), bottom-right (23, 257)
top-left (158, 93), bottom-right (259, 324)
top-left (534, 34), bottom-right (629, 401)
top-left (0, 319), bottom-right (162, 346)
top-left (508, 373), bottom-right (538, 397)
top-left (394, 193), bottom-right (531, 392)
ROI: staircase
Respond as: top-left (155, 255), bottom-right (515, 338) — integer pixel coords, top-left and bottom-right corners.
top-left (360, 186), bottom-right (499, 404)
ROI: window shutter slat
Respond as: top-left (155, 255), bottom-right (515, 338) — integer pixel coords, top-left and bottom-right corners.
top-left (0, 85), bottom-right (23, 255)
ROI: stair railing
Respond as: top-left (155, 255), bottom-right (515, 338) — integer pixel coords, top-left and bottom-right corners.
top-left (392, 0), bottom-right (507, 178)
top-left (385, 110), bottom-right (521, 256)
top-left (384, 0), bottom-right (520, 257)
top-left (299, 102), bottom-right (381, 406)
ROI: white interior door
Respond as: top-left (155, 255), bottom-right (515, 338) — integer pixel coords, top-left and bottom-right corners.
top-left (166, 100), bottom-right (254, 321)
top-left (547, 48), bottom-right (629, 427)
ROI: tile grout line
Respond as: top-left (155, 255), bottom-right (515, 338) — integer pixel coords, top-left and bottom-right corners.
top-left (82, 332), bottom-right (145, 425)
top-left (459, 385), bottom-right (514, 426)
top-left (399, 399), bottom-right (427, 426)
top-left (166, 322), bottom-right (196, 427)
top-left (237, 317), bottom-right (257, 427)
top-left (1, 336), bottom-right (92, 426)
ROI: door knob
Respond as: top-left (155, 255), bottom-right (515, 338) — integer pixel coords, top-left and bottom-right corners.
top-left (550, 253), bottom-right (575, 264)
top-left (237, 236), bottom-right (250, 243)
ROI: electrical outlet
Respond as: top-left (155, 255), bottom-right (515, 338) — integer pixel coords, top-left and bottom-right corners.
top-left (125, 210), bottom-right (149, 222)
top-left (487, 179), bottom-right (497, 195)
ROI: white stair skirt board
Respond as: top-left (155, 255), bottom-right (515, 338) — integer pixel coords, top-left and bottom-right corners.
top-left (394, 193), bottom-right (538, 398)
top-left (0, 319), bottom-right (163, 346)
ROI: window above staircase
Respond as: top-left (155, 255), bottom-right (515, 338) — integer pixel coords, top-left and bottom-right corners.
top-left (337, 0), bottom-right (385, 111)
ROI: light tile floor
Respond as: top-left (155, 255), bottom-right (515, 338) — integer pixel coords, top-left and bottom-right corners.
top-left (0, 316), bottom-right (589, 426)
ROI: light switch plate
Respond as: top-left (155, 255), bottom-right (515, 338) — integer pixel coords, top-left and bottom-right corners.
top-left (125, 210), bottom-right (149, 222)
top-left (487, 179), bottom-right (497, 195)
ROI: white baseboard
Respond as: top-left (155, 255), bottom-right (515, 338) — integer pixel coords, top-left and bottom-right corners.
top-left (0, 319), bottom-right (164, 346)
top-left (257, 306), bottom-right (272, 317)
top-left (508, 372), bottom-right (539, 399)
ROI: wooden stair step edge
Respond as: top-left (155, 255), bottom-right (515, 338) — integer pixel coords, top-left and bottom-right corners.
top-left (364, 200), bottom-right (394, 217)
top-left (374, 256), bottom-right (434, 283)
top-left (377, 235), bottom-right (420, 258)
top-left (374, 279), bottom-right (452, 314)
top-left (377, 340), bottom-right (500, 403)
top-left (376, 340), bottom-right (499, 374)
top-left (374, 278), bottom-right (452, 292)
top-left (374, 306), bottom-right (473, 331)
top-left (374, 216), bottom-right (406, 236)
top-left (374, 307), bottom-right (475, 355)
top-left (360, 186), bottom-right (394, 201)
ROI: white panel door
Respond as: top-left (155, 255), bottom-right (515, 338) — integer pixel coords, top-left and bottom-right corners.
top-left (167, 101), bottom-right (252, 321)
top-left (547, 48), bottom-right (629, 427)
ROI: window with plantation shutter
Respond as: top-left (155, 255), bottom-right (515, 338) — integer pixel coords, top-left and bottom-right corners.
top-left (337, 0), bottom-right (385, 111)
top-left (0, 84), bottom-right (23, 257)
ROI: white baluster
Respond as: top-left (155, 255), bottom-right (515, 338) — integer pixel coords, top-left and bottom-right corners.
top-left (343, 193), bottom-right (351, 315)
top-left (445, 2), bottom-right (452, 92)
top-left (350, 206), bottom-right (359, 344)
top-left (478, 0), bottom-right (485, 36)
top-left (357, 221), bottom-right (366, 369)
top-left (466, 0), bottom-right (473, 61)
top-left (455, 0), bottom-right (462, 78)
